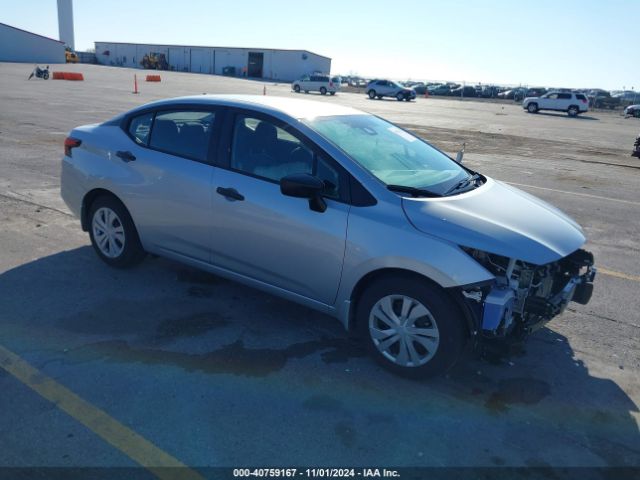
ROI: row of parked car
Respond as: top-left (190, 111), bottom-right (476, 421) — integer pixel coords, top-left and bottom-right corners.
top-left (291, 74), bottom-right (640, 116)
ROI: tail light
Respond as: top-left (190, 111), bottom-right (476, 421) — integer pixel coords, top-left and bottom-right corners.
top-left (581, 98), bottom-right (587, 104)
top-left (64, 137), bottom-right (81, 157)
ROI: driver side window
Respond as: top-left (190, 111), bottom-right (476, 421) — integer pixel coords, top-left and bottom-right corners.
top-left (230, 115), bottom-right (342, 199)
top-left (230, 115), bottom-right (313, 182)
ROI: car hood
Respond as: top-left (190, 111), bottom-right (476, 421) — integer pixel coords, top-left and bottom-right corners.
top-left (401, 177), bottom-right (585, 265)
top-left (523, 96), bottom-right (539, 102)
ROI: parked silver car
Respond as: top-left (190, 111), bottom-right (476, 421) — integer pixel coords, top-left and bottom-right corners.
top-left (366, 79), bottom-right (416, 101)
top-left (61, 95), bottom-right (596, 377)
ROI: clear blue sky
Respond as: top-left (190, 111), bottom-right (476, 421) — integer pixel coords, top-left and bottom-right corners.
top-left (2, 0), bottom-right (639, 89)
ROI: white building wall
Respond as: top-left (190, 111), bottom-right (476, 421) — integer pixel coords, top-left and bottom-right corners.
top-left (0, 23), bottom-right (65, 63)
top-left (94, 42), bottom-right (331, 82)
top-left (271, 51), bottom-right (331, 81)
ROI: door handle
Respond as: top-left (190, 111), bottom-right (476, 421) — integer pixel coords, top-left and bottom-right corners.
top-left (216, 187), bottom-right (244, 201)
top-left (116, 150), bottom-right (136, 162)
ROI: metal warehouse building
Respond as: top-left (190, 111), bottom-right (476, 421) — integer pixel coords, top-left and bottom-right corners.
top-left (0, 23), bottom-right (65, 63)
top-left (94, 42), bottom-right (331, 81)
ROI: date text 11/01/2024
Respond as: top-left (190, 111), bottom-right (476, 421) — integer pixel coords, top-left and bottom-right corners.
top-left (233, 468), bottom-right (400, 478)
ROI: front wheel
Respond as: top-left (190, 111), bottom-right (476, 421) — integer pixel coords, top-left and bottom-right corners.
top-left (356, 275), bottom-right (466, 378)
top-left (330, 91), bottom-right (336, 96)
top-left (568, 106), bottom-right (579, 117)
top-left (89, 195), bottom-right (146, 268)
top-left (43, 72), bottom-right (49, 80)
top-left (396, 92), bottom-right (405, 101)
top-left (368, 90), bottom-right (376, 99)
top-left (527, 103), bottom-right (538, 113)
top-left (320, 87), bottom-right (327, 95)
top-left (294, 84), bottom-right (301, 93)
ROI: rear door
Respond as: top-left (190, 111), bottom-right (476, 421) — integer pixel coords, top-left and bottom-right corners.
top-left (116, 108), bottom-right (220, 262)
top-left (209, 110), bottom-right (350, 305)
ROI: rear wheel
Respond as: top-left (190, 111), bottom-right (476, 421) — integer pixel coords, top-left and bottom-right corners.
top-left (330, 91), bottom-right (336, 96)
top-left (43, 72), bottom-right (49, 80)
top-left (294, 84), bottom-right (301, 93)
top-left (320, 87), bottom-right (327, 95)
top-left (527, 103), bottom-right (538, 113)
top-left (568, 105), bottom-right (579, 117)
top-left (396, 92), bottom-right (405, 101)
top-left (368, 90), bottom-right (376, 99)
top-left (88, 195), bottom-right (145, 268)
top-left (356, 275), bottom-right (466, 378)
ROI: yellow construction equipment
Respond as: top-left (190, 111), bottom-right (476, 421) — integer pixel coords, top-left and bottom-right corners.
top-left (65, 47), bottom-right (79, 63)
top-left (141, 53), bottom-right (168, 70)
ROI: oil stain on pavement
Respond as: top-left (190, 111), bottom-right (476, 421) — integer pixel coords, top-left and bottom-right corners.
top-left (65, 337), bottom-right (367, 378)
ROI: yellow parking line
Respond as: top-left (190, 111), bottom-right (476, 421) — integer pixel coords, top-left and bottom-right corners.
top-left (0, 344), bottom-right (204, 480)
top-left (599, 267), bottom-right (640, 283)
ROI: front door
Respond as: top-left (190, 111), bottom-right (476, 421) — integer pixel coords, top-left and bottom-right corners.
top-left (247, 52), bottom-right (264, 78)
top-left (210, 112), bottom-right (349, 305)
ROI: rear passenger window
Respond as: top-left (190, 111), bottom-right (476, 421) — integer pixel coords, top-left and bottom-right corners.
top-left (558, 93), bottom-right (572, 99)
top-left (576, 94), bottom-right (586, 101)
top-left (149, 110), bottom-right (214, 161)
top-left (128, 112), bottom-right (154, 146)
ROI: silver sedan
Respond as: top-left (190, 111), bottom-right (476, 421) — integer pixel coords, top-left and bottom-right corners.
top-left (61, 95), bottom-right (596, 377)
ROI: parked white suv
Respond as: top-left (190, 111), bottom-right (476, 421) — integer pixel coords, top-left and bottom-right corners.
top-left (292, 74), bottom-right (340, 95)
top-left (366, 79), bottom-right (417, 101)
top-left (523, 91), bottom-right (589, 117)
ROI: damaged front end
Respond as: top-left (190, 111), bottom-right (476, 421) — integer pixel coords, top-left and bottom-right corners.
top-left (461, 248), bottom-right (596, 340)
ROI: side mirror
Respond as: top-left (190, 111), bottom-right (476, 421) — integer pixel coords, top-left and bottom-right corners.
top-left (455, 142), bottom-right (466, 163)
top-left (280, 173), bottom-right (327, 213)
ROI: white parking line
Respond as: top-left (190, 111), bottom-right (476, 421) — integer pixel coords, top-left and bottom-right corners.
top-left (506, 182), bottom-right (640, 207)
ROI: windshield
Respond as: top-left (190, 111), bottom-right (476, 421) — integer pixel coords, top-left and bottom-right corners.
top-left (305, 114), bottom-right (469, 194)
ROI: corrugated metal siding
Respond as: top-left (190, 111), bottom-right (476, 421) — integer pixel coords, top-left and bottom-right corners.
top-left (0, 24), bottom-right (65, 63)
top-left (94, 42), bottom-right (331, 82)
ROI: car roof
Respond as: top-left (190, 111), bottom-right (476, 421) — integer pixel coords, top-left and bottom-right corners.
top-left (130, 94), bottom-right (362, 120)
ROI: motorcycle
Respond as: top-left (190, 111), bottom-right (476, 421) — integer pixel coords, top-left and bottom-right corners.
top-left (28, 65), bottom-right (50, 80)
top-left (632, 134), bottom-right (640, 159)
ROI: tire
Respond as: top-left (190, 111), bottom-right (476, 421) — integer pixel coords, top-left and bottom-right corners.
top-left (396, 92), bottom-right (404, 101)
top-left (330, 92), bottom-right (336, 96)
top-left (304, 90), bottom-right (309, 94)
top-left (88, 195), bottom-right (146, 268)
top-left (320, 87), bottom-right (327, 95)
top-left (356, 274), bottom-right (466, 378)
top-left (43, 72), bottom-right (49, 80)
top-left (377, 95), bottom-right (383, 100)
top-left (368, 90), bottom-right (376, 99)
top-left (294, 84), bottom-right (301, 93)
top-left (527, 103), bottom-right (538, 113)
top-left (568, 106), bottom-right (579, 117)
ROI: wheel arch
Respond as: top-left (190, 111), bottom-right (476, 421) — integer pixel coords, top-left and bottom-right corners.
top-left (345, 268), bottom-right (478, 337)
top-left (81, 188), bottom-right (128, 231)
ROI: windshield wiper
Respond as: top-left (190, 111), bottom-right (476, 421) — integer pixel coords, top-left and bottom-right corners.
top-left (443, 173), bottom-right (483, 196)
top-left (387, 185), bottom-right (442, 198)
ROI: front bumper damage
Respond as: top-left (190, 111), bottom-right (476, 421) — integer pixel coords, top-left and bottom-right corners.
top-left (463, 248), bottom-right (596, 339)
